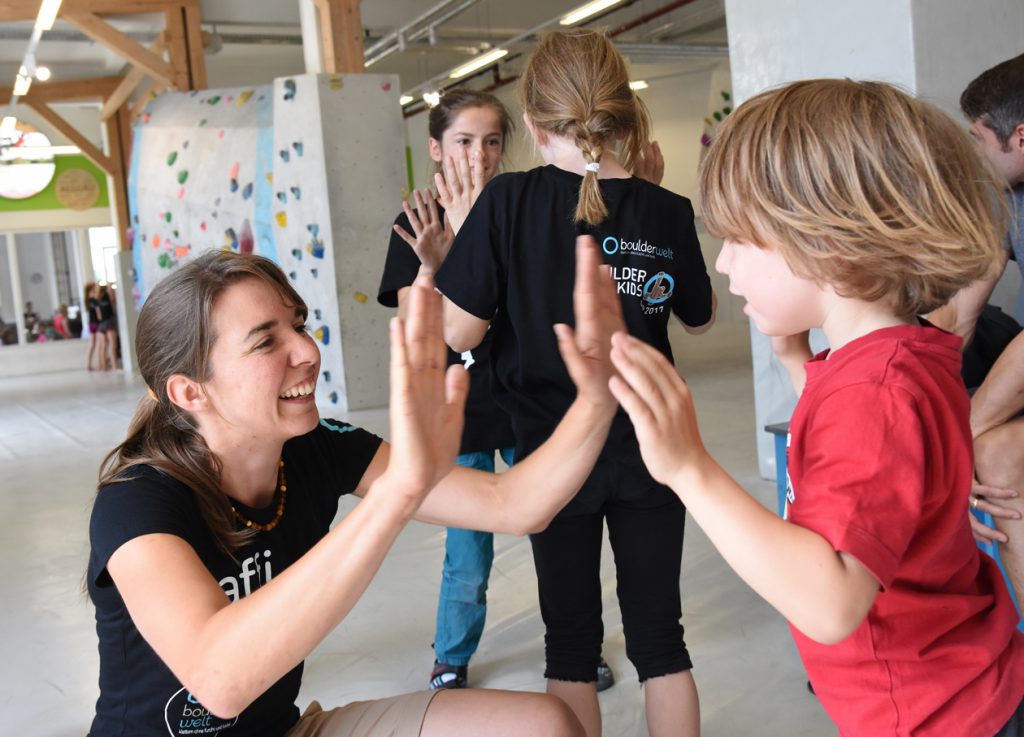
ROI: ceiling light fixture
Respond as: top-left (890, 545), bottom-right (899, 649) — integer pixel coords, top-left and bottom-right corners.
top-left (422, 91), bottom-right (441, 107)
top-left (559, 0), bottom-right (626, 26)
top-left (449, 48), bottom-right (508, 79)
top-left (34, 66), bottom-right (51, 82)
top-left (399, 95), bottom-right (415, 106)
top-left (13, 72), bottom-right (32, 97)
top-left (629, 80), bottom-right (649, 90)
top-left (0, 116), bottom-right (17, 139)
top-left (34, 0), bottom-right (64, 32)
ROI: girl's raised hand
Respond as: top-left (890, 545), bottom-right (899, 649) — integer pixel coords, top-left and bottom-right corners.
top-left (608, 332), bottom-right (709, 488)
top-left (394, 189), bottom-right (454, 275)
top-left (386, 275), bottom-right (469, 503)
top-left (436, 148), bottom-right (485, 235)
top-left (553, 236), bottom-right (625, 409)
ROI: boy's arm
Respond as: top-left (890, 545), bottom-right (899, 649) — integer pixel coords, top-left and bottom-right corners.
top-left (609, 333), bottom-right (879, 644)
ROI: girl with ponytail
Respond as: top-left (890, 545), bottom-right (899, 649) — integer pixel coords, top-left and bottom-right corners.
top-left (432, 28), bottom-right (716, 737)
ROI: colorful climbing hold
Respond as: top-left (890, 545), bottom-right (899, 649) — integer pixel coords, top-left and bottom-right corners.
top-left (292, 141), bottom-right (304, 157)
top-left (229, 161), bottom-right (240, 180)
top-left (208, 95), bottom-right (221, 105)
top-left (307, 239), bottom-right (325, 259)
top-left (242, 182), bottom-right (253, 200)
top-left (177, 169), bottom-right (188, 184)
top-left (275, 211), bottom-right (288, 227)
top-left (283, 79), bottom-right (296, 100)
top-left (322, 370), bottom-right (330, 382)
top-left (353, 291), bottom-right (368, 303)
top-left (166, 151), bottom-right (177, 166)
top-left (314, 325), bottom-right (330, 345)
top-left (307, 223), bottom-right (319, 237)
top-left (279, 150), bottom-right (290, 163)
top-left (237, 90), bottom-right (254, 106)
top-left (291, 248), bottom-right (302, 260)
top-left (328, 391), bottom-right (338, 404)
top-left (277, 191), bottom-right (287, 203)
top-left (290, 186), bottom-right (301, 200)
top-left (230, 178), bottom-right (239, 193)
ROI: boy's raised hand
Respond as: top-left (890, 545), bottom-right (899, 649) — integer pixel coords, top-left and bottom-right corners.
top-left (386, 275), bottom-right (468, 501)
top-left (554, 236), bottom-right (625, 409)
top-left (608, 332), bottom-right (708, 487)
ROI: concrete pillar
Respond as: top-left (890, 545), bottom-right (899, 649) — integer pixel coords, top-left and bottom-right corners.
top-left (6, 233), bottom-right (25, 346)
top-left (299, 0), bottom-right (324, 74)
top-left (722, 0), bottom-right (1024, 478)
top-left (114, 249), bottom-right (137, 374)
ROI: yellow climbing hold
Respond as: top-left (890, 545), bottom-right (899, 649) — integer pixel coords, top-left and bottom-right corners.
top-left (275, 211), bottom-right (287, 227)
top-left (353, 291), bottom-right (368, 303)
top-left (236, 90), bottom-right (254, 106)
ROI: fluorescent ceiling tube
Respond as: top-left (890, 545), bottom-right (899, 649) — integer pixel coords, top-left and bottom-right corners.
top-left (629, 80), bottom-right (649, 90)
top-left (35, 0), bottom-right (64, 32)
top-left (449, 48), bottom-right (508, 79)
top-left (560, 0), bottom-right (625, 26)
top-left (399, 95), bottom-right (414, 106)
top-left (423, 91), bottom-right (441, 107)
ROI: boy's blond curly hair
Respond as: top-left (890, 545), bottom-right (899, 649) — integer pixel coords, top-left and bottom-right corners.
top-left (699, 79), bottom-right (1006, 318)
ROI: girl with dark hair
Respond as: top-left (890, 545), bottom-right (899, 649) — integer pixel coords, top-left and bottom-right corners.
top-left (87, 244), bottom-right (621, 737)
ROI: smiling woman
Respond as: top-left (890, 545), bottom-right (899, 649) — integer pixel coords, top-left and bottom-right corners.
top-left (86, 245), bottom-right (623, 737)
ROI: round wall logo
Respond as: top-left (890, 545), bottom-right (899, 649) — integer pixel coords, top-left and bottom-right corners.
top-left (643, 272), bottom-right (674, 304)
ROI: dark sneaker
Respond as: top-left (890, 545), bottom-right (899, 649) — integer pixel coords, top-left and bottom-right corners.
top-left (596, 657), bottom-right (615, 692)
top-left (429, 661), bottom-right (468, 690)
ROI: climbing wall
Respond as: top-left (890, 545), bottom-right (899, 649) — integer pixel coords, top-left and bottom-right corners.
top-left (128, 74), bottom-right (404, 411)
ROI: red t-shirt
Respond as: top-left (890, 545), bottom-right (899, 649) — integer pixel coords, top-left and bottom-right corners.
top-left (785, 324), bottom-right (1024, 737)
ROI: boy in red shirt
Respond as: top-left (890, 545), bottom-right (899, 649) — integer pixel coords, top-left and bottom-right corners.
top-left (606, 79), bottom-right (1024, 736)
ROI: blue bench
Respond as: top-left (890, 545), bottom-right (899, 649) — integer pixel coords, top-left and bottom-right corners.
top-left (765, 421), bottom-right (1023, 631)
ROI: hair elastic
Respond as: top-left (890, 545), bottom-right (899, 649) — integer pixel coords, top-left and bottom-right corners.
top-left (585, 162), bottom-right (600, 173)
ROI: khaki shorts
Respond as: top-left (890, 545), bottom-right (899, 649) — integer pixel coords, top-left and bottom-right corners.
top-left (285, 692), bottom-right (438, 737)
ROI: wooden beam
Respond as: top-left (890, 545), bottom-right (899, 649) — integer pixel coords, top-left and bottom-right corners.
top-left (183, 2), bottom-right (207, 89)
top-left (100, 33), bottom-right (166, 120)
top-left (0, 0), bottom-right (189, 22)
top-left (26, 101), bottom-right (113, 175)
top-left (0, 76), bottom-right (122, 103)
top-left (63, 11), bottom-right (176, 88)
top-left (314, 0), bottom-right (365, 74)
top-left (163, 8), bottom-right (190, 91)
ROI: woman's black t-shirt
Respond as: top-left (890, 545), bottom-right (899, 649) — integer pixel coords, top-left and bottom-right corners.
top-left (87, 419), bottom-right (382, 737)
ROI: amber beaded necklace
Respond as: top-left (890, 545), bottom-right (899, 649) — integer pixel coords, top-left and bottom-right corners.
top-left (231, 459), bottom-right (287, 532)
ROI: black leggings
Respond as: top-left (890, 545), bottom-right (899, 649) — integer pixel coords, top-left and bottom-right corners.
top-left (530, 475), bottom-right (692, 683)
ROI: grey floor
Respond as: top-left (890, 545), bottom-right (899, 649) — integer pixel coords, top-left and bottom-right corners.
top-left (0, 320), bottom-right (835, 736)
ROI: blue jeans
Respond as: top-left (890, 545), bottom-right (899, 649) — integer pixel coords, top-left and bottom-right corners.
top-left (434, 447), bottom-right (515, 666)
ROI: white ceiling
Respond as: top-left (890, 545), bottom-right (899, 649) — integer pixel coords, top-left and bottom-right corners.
top-left (0, 0), bottom-right (728, 98)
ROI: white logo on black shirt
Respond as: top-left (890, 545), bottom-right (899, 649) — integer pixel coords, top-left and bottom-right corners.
top-left (219, 549), bottom-right (273, 602)
top-left (164, 688), bottom-right (238, 735)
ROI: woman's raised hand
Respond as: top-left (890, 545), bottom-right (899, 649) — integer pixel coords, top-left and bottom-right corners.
top-left (553, 236), bottom-right (625, 409)
top-left (394, 189), bottom-right (453, 275)
top-left (386, 275), bottom-right (469, 502)
top-left (436, 148), bottom-right (486, 235)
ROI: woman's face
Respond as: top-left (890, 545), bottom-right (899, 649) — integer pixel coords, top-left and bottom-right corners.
top-left (429, 105), bottom-right (504, 185)
top-left (199, 277), bottom-right (321, 446)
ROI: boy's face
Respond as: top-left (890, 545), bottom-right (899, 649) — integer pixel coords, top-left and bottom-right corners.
top-left (968, 119), bottom-right (1024, 186)
top-left (716, 238), bottom-right (826, 336)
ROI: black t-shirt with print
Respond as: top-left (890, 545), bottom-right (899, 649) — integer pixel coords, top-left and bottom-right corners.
top-left (87, 419), bottom-right (382, 737)
top-left (435, 165), bottom-right (713, 463)
top-left (378, 206), bottom-right (515, 455)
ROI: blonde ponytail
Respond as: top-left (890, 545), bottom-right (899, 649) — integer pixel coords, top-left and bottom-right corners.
top-left (519, 29), bottom-right (652, 226)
